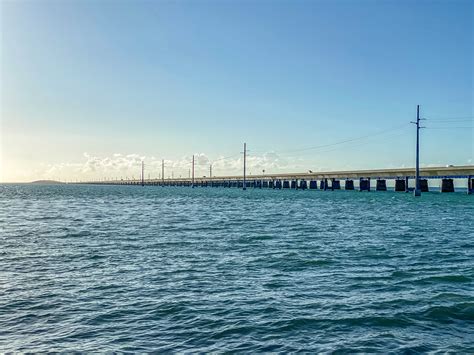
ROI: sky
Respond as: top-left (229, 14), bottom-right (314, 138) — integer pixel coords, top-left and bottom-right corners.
top-left (1, 0), bottom-right (472, 182)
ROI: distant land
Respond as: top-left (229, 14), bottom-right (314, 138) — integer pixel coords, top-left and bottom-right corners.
top-left (30, 180), bottom-right (64, 184)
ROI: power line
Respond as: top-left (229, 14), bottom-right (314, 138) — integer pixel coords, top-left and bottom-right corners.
top-left (426, 127), bottom-right (473, 129)
top-left (426, 119), bottom-right (473, 123)
top-left (424, 116), bottom-right (473, 120)
top-left (250, 123), bottom-right (410, 155)
top-left (211, 153), bottom-right (241, 164)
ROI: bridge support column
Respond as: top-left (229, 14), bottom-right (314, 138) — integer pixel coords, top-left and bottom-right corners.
top-left (395, 179), bottom-right (405, 192)
top-left (359, 178), bottom-right (370, 192)
top-left (283, 180), bottom-right (290, 189)
top-left (420, 179), bottom-right (429, 192)
top-left (345, 180), bottom-right (354, 190)
top-left (262, 180), bottom-right (268, 188)
top-left (300, 180), bottom-right (307, 190)
top-left (321, 178), bottom-right (327, 190)
top-left (309, 180), bottom-right (318, 189)
top-left (441, 178), bottom-right (454, 193)
top-left (468, 176), bottom-right (473, 195)
top-left (376, 179), bottom-right (387, 191)
top-left (291, 180), bottom-right (297, 189)
top-left (275, 180), bottom-right (282, 189)
top-left (332, 179), bottom-right (341, 190)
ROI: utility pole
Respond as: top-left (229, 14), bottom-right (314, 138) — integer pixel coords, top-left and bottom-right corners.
top-left (141, 161), bottom-right (144, 187)
top-left (411, 105), bottom-right (424, 197)
top-left (192, 155), bottom-right (195, 188)
top-left (161, 159), bottom-right (164, 186)
top-left (243, 142), bottom-right (247, 190)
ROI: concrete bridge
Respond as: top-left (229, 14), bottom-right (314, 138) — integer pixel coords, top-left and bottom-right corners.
top-left (79, 165), bottom-right (474, 194)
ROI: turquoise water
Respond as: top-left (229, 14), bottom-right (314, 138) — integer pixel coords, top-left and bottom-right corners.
top-left (1, 184), bottom-right (473, 352)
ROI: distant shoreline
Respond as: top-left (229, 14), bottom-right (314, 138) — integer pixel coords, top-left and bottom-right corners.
top-left (30, 180), bottom-right (64, 185)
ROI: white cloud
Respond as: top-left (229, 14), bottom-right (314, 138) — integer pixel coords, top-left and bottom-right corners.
top-left (37, 150), bottom-right (304, 181)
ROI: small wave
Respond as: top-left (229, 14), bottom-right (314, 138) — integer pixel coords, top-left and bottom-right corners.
top-left (422, 303), bottom-right (474, 322)
top-left (419, 274), bottom-right (471, 284)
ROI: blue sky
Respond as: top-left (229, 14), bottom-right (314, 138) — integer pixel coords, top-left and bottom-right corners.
top-left (1, 0), bottom-right (472, 181)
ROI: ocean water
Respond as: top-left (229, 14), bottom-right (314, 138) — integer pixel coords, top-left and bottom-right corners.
top-left (0, 184), bottom-right (473, 352)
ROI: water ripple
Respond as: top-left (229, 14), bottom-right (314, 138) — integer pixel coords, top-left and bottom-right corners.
top-left (0, 184), bottom-right (473, 352)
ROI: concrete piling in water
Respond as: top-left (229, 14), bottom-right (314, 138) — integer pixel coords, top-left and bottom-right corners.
top-left (300, 180), bottom-right (307, 190)
top-left (468, 176), bottom-right (473, 194)
top-left (359, 178), bottom-right (370, 192)
top-left (420, 179), bottom-right (429, 192)
top-left (332, 179), bottom-right (341, 190)
top-left (376, 179), bottom-right (387, 191)
top-left (405, 176), bottom-right (409, 192)
top-left (291, 180), bottom-right (297, 189)
top-left (441, 178), bottom-right (454, 192)
top-left (345, 180), bottom-right (354, 190)
top-left (309, 180), bottom-right (318, 189)
top-left (395, 179), bottom-right (405, 192)
top-left (320, 178), bottom-right (328, 190)
top-left (283, 180), bottom-right (290, 189)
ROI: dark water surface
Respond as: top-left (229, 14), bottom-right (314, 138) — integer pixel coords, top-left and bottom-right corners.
top-left (1, 184), bottom-right (473, 352)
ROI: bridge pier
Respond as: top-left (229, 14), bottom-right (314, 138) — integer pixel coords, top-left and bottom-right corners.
top-left (291, 180), bottom-right (297, 189)
top-left (275, 180), bottom-right (282, 189)
top-left (468, 176), bottom-right (473, 194)
top-left (331, 179), bottom-right (341, 190)
top-left (283, 180), bottom-right (290, 189)
top-left (395, 179), bottom-right (405, 192)
top-left (376, 179), bottom-right (387, 191)
top-left (299, 180), bottom-right (307, 190)
top-left (359, 178), bottom-right (370, 192)
top-left (309, 180), bottom-right (318, 189)
top-left (441, 178), bottom-right (454, 192)
top-left (345, 179), bottom-right (354, 190)
top-left (420, 179), bottom-right (429, 192)
top-left (320, 178), bottom-right (328, 190)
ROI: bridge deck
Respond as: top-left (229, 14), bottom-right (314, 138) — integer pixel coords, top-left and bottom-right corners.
top-left (82, 165), bottom-right (474, 184)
